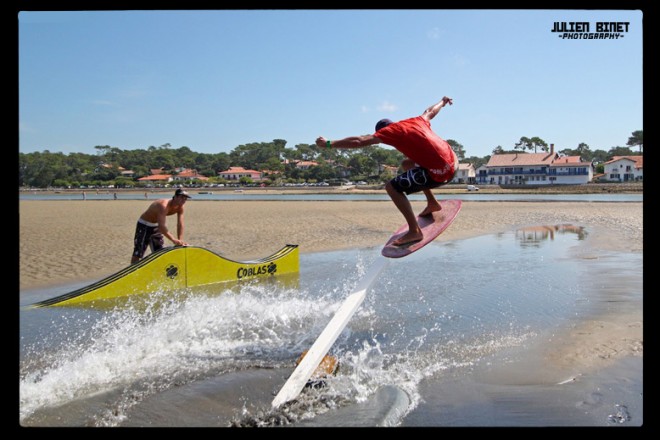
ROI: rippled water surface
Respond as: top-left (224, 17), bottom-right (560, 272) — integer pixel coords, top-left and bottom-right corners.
top-left (19, 225), bottom-right (642, 427)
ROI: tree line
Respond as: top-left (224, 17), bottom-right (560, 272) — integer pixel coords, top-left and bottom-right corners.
top-left (18, 130), bottom-right (642, 188)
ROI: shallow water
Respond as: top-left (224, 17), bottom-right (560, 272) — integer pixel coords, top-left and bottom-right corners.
top-left (18, 225), bottom-right (643, 427)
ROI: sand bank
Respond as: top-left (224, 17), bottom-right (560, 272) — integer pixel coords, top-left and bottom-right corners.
top-left (19, 199), bottom-right (642, 290)
top-left (19, 198), bottom-right (644, 425)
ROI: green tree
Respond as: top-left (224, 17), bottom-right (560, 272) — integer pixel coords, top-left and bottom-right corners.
top-left (152, 149), bottom-right (177, 172)
top-left (89, 164), bottom-right (119, 182)
top-left (529, 137), bottom-right (548, 153)
top-left (93, 145), bottom-right (112, 160)
top-left (347, 153), bottom-right (377, 177)
top-left (626, 130), bottom-right (643, 153)
top-left (130, 165), bottom-right (150, 179)
top-left (515, 136), bottom-right (547, 153)
top-left (263, 157), bottom-right (285, 173)
top-left (446, 139), bottom-right (465, 160)
top-left (492, 145), bottom-right (505, 155)
top-left (20, 151), bottom-right (63, 187)
top-left (366, 146), bottom-right (401, 175)
top-left (514, 137), bottom-right (531, 152)
top-left (23, 134), bottom-right (515, 188)
top-left (576, 142), bottom-right (590, 156)
top-left (308, 163), bottom-right (337, 182)
top-left (559, 142), bottom-right (591, 160)
top-left (230, 140), bottom-right (286, 170)
top-left (590, 149), bottom-right (610, 165)
top-left (493, 144), bottom-right (520, 155)
top-left (293, 143), bottom-right (318, 161)
top-left (173, 146), bottom-right (197, 169)
top-left (464, 155), bottom-right (489, 169)
top-left (114, 177), bottom-right (135, 188)
top-left (607, 146), bottom-right (636, 157)
top-left (211, 153), bottom-right (231, 175)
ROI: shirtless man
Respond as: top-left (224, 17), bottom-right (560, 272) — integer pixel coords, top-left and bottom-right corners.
top-left (316, 96), bottom-right (458, 246)
top-left (131, 188), bottom-right (191, 263)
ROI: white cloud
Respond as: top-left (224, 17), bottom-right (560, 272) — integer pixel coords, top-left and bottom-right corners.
top-left (427, 27), bottom-right (441, 40)
top-left (377, 101), bottom-right (397, 112)
top-left (91, 99), bottom-right (119, 107)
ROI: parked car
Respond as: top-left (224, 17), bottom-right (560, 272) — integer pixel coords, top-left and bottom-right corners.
top-left (467, 185), bottom-right (479, 191)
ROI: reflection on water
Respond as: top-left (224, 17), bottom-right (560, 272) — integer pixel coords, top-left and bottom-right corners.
top-left (19, 225), bottom-right (642, 427)
top-left (516, 224), bottom-right (588, 247)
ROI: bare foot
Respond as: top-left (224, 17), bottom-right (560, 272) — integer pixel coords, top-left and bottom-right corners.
top-left (392, 231), bottom-right (423, 246)
top-left (419, 203), bottom-right (442, 217)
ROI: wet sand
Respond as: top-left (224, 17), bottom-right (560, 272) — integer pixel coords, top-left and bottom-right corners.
top-left (18, 198), bottom-right (644, 426)
top-left (19, 199), bottom-right (642, 290)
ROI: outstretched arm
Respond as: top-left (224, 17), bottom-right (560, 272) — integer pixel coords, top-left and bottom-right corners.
top-left (157, 206), bottom-right (186, 246)
top-left (422, 96), bottom-right (453, 121)
top-left (176, 211), bottom-right (187, 245)
top-left (315, 134), bottom-right (380, 149)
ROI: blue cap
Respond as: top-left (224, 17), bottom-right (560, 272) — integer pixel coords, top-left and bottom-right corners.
top-left (375, 118), bottom-right (393, 132)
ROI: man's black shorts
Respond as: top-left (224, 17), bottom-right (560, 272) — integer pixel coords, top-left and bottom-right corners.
top-left (389, 167), bottom-right (446, 195)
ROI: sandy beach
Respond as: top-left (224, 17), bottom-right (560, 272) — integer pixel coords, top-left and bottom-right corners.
top-left (19, 197), bottom-right (644, 426)
top-left (19, 198), bottom-right (643, 291)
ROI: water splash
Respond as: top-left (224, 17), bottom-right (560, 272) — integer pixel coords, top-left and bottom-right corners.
top-left (20, 230), bottom-right (614, 427)
top-left (608, 404), bottom-right (631, 424)
top-left (20, 281), bottom-right (334, 422)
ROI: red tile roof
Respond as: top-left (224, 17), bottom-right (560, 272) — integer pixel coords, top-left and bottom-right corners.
top-left (486, 152), bottom-right (556, 167)
top-left (606, 156), bottom-right (643, 169)
top-left (138, 174), bottom-right (172, 181)
top-left (550, 155), bottom-right (591, 167)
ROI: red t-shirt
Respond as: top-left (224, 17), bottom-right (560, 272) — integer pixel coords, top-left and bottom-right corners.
top-left (375, 116), bottom-right (457, 182)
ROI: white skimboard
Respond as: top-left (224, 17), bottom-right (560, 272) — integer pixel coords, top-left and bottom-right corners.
top-left (271, 257), bottom-right (389, 408)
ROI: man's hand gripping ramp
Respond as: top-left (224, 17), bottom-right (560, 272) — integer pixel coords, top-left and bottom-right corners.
top-left (271, 257), bottom-right (389, 408)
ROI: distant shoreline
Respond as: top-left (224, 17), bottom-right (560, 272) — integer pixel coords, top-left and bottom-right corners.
top-left (19, 181), bottom-right (643, 196)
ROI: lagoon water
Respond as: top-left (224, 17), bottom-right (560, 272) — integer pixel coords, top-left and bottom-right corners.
top-left (19, 191), bottom-right (643, 203)
top-left (18, 225), bottom-right (643, 427)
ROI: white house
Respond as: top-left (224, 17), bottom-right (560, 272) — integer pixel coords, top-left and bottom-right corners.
top-left (451, 163), bottom-right (476, 184)
top-left (602, 156), bottom-right (643, 182)
top-left (218, 166), bottom-right (263, 181)
top-left (484, 145), bottom-right (593, 185)
top-left (294, 160), bottom-right (319, 170)
top-left (172, 168), bottom-right (209, 183)
top-left (548, 155), bottom-right (594, 184)
top-left (475, 165), bottom-right (489, 184)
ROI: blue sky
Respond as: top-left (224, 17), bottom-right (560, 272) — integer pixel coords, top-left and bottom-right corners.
top-left (18, 9), bottom-right (643, 158)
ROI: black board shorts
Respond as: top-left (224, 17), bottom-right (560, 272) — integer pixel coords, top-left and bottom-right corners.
top-left (132, 220), bottom-right (164, 259)
top-left (389, 167), bottom-right (449, 195)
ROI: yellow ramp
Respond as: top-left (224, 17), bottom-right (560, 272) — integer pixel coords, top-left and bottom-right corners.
top-left (28, 244), bottom-right (299, 308)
